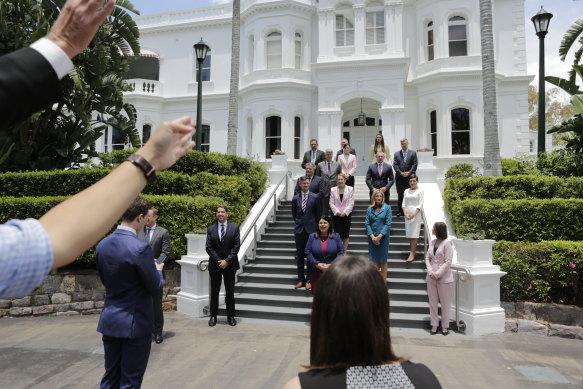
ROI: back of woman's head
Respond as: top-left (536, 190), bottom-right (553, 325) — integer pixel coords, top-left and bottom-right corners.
top-left (309, 255), bottom-right (399, 369)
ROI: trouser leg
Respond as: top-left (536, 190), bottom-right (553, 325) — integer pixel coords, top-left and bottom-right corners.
top-left (294, 232), bottom-right (308, 283)
top-left (153, 292), bottom-right (163, 334)
top-left (223, 267), bottom-right (237, 317)
top-left (101, 335), bottom-right (122, 389)
top-left (396, 177), bottom-right (407, 211)
top-left (437, 282), bottom-right (454, 329)
top-left (427, 279), bottom-right (440, 328)
top-left (209, 268), bottom-right (222, 317)
top-left (119, 335), bottom-right (152, 389)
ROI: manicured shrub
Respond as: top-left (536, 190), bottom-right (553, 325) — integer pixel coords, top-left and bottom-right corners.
top-left (444, 163), bottom-right (480, 180)
top-left (536, 150), bottom-right (583, 177)
top-left (494, 241), bottom-right (583, 306)
top-left (0, 195), bottom-right (246, 267)
top-left (501, 157), bottom-right (539, 176)
top-left (448, 198), bottom-right (583, 242)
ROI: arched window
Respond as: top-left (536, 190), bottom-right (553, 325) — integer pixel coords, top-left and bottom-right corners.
top-left (294, 116), bottom-right (301, 159)
top-left (426, 21), bottom-right (434, 61)
top-left (295, 33), bottom-right (302, 69)
top-left (142, 124), bottom-right (151, 146)
top-left (366, 11), bottom-right (385, 44)
top-left (200, 125), bottom-right (210, 152)
top-left (265, 116), bottom-right (281, 157)
top-left (194, 47), bottom-right (212, 81)
top-left (266, 31), bottom-right (282, 69)
top-left (429, 111), bottom-right (437, 156)
top-left (335, 15), bottom-right (354, 46)
top-left (111, 127), bottom-right (125, 151)
top-left (451, 108), bottom-right (470, 154)
top-left (448, 16), bottom-right (467, 57)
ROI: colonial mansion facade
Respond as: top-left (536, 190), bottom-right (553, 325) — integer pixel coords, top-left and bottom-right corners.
top-left (99, 0), bottom-right (533, 176)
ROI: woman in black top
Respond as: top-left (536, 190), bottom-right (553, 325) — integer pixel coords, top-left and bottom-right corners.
top-left (283, 255), bottom-right (442, 389)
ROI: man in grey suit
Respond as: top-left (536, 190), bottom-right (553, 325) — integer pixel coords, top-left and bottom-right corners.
top-left (316, 149), bottom-right (342, 216)
top-left (393, 138), bottom-right (418, 216)
top-left (138, 208), bottom-right (171, 344)
top-left (301, 139), bottom-right (325, 169)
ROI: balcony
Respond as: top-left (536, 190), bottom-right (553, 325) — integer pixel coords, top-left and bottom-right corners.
top-left (125, 79), bottom-right (163, 96)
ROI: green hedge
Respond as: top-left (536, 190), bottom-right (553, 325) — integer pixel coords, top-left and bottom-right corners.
top-left (448, 198), bottom-right (583, 242)
top-left (0, 195), bottom-right (246, 266)
top-left (501, 158), bottom-right (539, 176)
top-left (444, 176), bottom-right (583, 208)
top-left (98, 149), bottom-right (267, 201)
top-left (494, 241), bottom-right (583, 306)
top-left (0, 169), bottom-right (253, 207)
top-left (500, 151), bottom-right (583, 177)
top-left (444, 163), bottom-right (480, 180)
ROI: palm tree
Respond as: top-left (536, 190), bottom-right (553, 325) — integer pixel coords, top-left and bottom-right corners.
top-left (227, 0), bottom-right (240, 155)
top-left (479, 0), bottom-right (502, 176)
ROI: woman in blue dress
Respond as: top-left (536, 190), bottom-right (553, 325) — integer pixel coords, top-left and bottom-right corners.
top-left (365, 189), bottom-right (392, 281)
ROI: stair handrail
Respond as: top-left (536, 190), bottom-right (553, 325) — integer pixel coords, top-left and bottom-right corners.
top-left (421, 208), bottom-right (430, 258)
top-left (450, 265), bottom-right (472, 333)
top-left (238, 172), bottom-right (289, 263)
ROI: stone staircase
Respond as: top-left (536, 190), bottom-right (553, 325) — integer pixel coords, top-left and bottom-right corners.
top-left (219, 177), bottom-right (430, 328)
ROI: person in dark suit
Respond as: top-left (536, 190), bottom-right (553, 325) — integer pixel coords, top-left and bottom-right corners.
top-left (393, 139), bottom-right (418, 216)
top-left (96, 196), bottom-right (164, 389)
top-left (138, 208), bottom-right (171, 344)
top-left (0, 0), bottom-right (115, 128)
top-left (335, 138), bottom-right (356, 160)
top-left (316, 149), bottom-right (342, 216)
top-left (292, 176), bottom-right (322, 291)
top-left (301, 139), bottom-right (325, 169)
top-left (365, 151), bottom-right (395, 205)
top-left (305, 215), bottom-right (345, 295)
top-left (206, 205), bottom-right (241, 327)
top-left (293, 163), bottom-right (325, 197)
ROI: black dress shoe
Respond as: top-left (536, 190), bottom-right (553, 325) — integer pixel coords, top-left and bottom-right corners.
top-left (227, 316), bottom-right (237, 326)
top-left (154, 332), bottom-right (163, 344)
top-left (208, 316), bottom-right (217, 327)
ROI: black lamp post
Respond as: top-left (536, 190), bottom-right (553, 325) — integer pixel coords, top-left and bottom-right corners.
top-left (531, 6), bottom-right (553, 154)
top-left (194, 38), bottom-right (210, 151)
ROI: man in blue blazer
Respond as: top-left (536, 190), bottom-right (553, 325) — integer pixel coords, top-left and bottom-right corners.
top-left (206, 205), bottom-right (241, 327)
top-left (393, 139), bottom-right (418, 216)
top-left (293, 163), bottom-right (325, 198)
top-left (96, 196), bottom-right (164, 389)
top-left (366, 151), bottom-right (395, 205)
top-left (292, 176), bottom-right (322, 290)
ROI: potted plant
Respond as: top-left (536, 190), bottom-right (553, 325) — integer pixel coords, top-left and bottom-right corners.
top-left (453, 233), bottom-right (495, 267)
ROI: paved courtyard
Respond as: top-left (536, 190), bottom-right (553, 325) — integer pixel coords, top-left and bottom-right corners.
top-left (0, 312), bottom-right (581, 388)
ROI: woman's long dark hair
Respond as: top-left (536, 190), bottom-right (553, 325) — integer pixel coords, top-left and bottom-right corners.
top-left (315, 215), bottom-right (335, 238)
top-left (309, 255), bottom-right (401, 369)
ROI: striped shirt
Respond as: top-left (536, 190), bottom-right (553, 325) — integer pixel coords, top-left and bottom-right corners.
top-left (0, 219), bottom-right (53, 298)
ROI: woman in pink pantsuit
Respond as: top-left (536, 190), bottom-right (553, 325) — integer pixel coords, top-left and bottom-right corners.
top-left (425, 222), bottom-right (453, 335)
top-left (337, 144), bottom-right (357, 187)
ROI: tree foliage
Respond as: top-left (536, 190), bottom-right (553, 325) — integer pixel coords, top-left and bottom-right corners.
top-left (0, 0), bottom-right (141, 171)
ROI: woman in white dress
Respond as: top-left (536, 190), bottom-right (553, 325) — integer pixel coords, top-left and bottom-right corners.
top-left (402, 174), bottom-right (424, 262)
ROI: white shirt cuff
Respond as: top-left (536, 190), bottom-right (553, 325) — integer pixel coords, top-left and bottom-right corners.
top-left (30, 38), bottom-right (73, 80)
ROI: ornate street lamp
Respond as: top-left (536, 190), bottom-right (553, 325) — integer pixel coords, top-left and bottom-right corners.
top-left (194, 38), bottom-right (210, 151)
top-left (531, 6), bottom-right (553, 154)
top-left (357, 98), bottom-right (366, 126)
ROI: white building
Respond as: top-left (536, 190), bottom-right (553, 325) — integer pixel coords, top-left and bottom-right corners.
top-left (99, 0), bottom-right (533, 176)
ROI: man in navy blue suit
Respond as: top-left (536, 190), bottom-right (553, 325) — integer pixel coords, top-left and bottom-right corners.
top-left (366, 151), bottom-right (395, 205)
top-left (292, 176), bottom-right (322, 290)
top-left (96, 196), bottom-right (164, 389)
top-left (206, 205), bottom-right (241, 327)
top-left (393, 139), bottom-right (418, 216)
top-left (293, 163), bottom-right (324, 198)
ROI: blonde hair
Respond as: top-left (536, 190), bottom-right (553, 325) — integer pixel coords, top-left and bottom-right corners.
top-left (369, 189), bottom-right (385, 208)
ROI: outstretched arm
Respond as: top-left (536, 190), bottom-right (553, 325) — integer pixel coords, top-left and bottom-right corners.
top-left (40, 117), bottom-right (195, 269)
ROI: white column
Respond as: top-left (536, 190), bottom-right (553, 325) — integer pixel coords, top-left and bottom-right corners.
top-left (392, 1), bottom-right (404, 54)
top-left (317, 110), bottom-right (343, 149)
top-left (353, 4), bottom-right (365, 56)
top-left (318, 8), bottom-right (335, 60)
top-left (256, 33), bottom-right (266, 70)
top-left (379, 107), bottom-right (405, 155)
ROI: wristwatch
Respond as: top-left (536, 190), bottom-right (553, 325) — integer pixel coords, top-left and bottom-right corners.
top-left (125, 153), bottom-right (157, 183)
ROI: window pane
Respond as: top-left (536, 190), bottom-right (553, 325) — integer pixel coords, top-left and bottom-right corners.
top-left (343, 121), bottom-right (350, 127)
top-left (295, 40), bottom-right (301, 69)
top-left (366, 28), bottom-right (374, 44)
top-left (266, 137), bottom-right (281, 157)
top-left (449, 16), bottom-right (465, 22)
top-left (112, 127), bottom-right (124, 145)
top-left (449, 41), bottom-right (467, 57)
top-left (294, 117), bottom-right (301, 137)
top-left (266, 116), bottom-right (281, 137)
top-left (366, 13), bottom-right (374, 27)
top-left (449, 24), bottom-right (467, 40)
top-left (336, 31), bottom-right (344, 46)
top-left (366, 117), bottom-right (375, 126)
top-left (452, 132), bottom-right (470, 154)
top-left (336, 15), bottom-right (344, 28)
top-left (428, 45), bottom-right (434, 61)
top-left (451, 108), bottom-right (470, 131)
top-left (294, 138), bottom-right (300, 159)
top-left (201, 125), bottom-right (210, 152)
top-left (376, 12), bottom-right (384, 26)
top-left (428, 29), bottom-right (434, 45)
top-left (346, 30), bottom-right (354, 46)
top-left (451, 108), bottom-right (470, 155)
top-left (377, 28), bottom-right (385, 44)
top-left (142, 125), bottom-right (151, 145)
top-left (430, 111), bottom-right (437, 156)
top-left (346, 19), bottom-right (353, 29)
top-left (431, 133), bottom-right (437, 156)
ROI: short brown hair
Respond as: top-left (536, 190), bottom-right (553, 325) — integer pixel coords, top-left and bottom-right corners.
top-left (122, 196), bottom-right (150, 222)
top-left (309, 255), bottom-right (401, 369)
top-left (433, 222), bottom-right (448, 240)
top-left (216, 205), bottom-right (229, 213)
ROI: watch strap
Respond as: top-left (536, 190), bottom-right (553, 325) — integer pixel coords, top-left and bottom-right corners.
top-left (125, 153), bottom-right (157, 183)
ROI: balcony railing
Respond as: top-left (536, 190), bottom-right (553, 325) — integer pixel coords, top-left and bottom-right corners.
top-left (125, 79), bottom-right (162, 96)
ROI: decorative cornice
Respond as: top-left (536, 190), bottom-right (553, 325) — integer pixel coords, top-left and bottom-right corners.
top-left (242, 0), bottom-right (315, 21)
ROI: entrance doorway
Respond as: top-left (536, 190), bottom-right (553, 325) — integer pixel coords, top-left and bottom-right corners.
top-left (343, 126), bottom-right (381, 176)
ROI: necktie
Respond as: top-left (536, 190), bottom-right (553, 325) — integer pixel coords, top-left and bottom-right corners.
top-left (402, 149), bottom-right (407, 162)
top-left (311, 151), bottom-right (315, 163)
top-left (327, 162), bottom-right (331, 175)
top-left (378, 163), bottom-right (382, 176)
top-left (146, 227), bottom-right (153, 241)
top-left (220, 223), bottom-right (225, 241)
top-left (302, 193), bottom-right (307, 212)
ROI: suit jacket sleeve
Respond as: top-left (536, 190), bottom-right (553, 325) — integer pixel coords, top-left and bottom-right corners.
top-left (292, 196), bottom-right (298, 220)
top-left (434, 240), bottom-right (453, 279)
top-left (225, 225), bottom-right (241, 264)
top-left (205, 226), bottom-right (221, 262)
top-left (329, 188), bottom-right (340, 216)
top-left (315, 163), bottom-right (323, 177)
top-left (136, 245), bottom-right (164, 295)
top-left (301, 151), bottom-right (309, 169)
top-left (161, 229), bottom-right (171, 256)
top-left (0, 47), bottom-right (61, 128)
top-left (379, 206), bottom-right (392, 236)
top-left (305, 234), bottom-right (318, 267)
top-left (347, 155), bottom-right (356, 176)
top-left (385, 167), bottom-right (395, 190)
top-left (365, 165), bottom-right (373, 189)
top-left (334, 234), bottom-right (345, 258)
top-left (393, 153), bottom-right (403, 175)
top-left (345, 188), bottom-right (355, 215)
top-left (425, 240), bottom-right (434, 275)
top-left (365, 208), bottom-right (374, 236)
